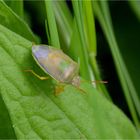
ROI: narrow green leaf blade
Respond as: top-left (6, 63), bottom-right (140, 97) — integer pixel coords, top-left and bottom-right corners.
top-left (72, 1), bottom-right (91, 80)
top-left (0, 24), bottom-right (138, 139)
top-left (129, 1), bottom-right (140, 21)
top-left (53, 1), bottom-right (72, 50)
top-left (45, 1), bottom-right (60, 48)
top-left (68, 20), bottom-right (91, 80)
top-left (82, 1), bottom-right (110, 99)
top-left (83, 0), bottom-right (96, 55)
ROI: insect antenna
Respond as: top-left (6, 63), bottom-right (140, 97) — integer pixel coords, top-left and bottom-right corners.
top-left (81, 79), bottom-right (108, 84)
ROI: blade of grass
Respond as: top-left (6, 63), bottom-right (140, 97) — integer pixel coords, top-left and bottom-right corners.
top-left (72, 1), bottom-right (91, 80)
top-left (93, 1), bottom-right (140, 130)
top-left (129, 1), bottom-right (140, 21)
top-left (69, 20), bottom-right (92, 79)
top-left (52, 1), bottom-right (72, 51)
top-left (45, 20), bottom-right (51, 44)
top-left (45, 1), bottom-right (60, 48)
top-left (83, 0), bottom-right (111, 100)
top-left (83, 1), bottom-right (96, 54)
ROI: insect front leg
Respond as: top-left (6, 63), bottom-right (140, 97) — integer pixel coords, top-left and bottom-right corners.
top-left (54, 82), bottom-right (66, 96)
top-left (71, 76), bottom-right (86, 94)
top-left (24, 70), bottom-right (49, 80)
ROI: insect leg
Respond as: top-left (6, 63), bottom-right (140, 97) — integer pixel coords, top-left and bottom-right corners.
top-left (54, 82), bottom-right (65, 96)
top-left (24, 70), bottom-right (49, 80)
top-left (75, 86), bottom-right (87, 94)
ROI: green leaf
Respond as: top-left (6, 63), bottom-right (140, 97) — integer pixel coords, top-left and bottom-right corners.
top-left (0, 1), bottom-right (36, 42)
top-left (129, 1), bottom-right (140, 21)
top-left (4, 0), bottom-right (24, 19)
top-left (0, 24), bottom-right (138, 139)
top-left (0, 95), bottom-right (16, 139)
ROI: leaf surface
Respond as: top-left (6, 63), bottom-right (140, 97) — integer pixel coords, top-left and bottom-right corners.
top-left (4, 0), bottom-right (24, 19)
top-left (0, 1), bottom-right (36, 42)
top-left (0, 95), bottom-right (16, 138)
top-left (0, 24), bottom-right (138, 139)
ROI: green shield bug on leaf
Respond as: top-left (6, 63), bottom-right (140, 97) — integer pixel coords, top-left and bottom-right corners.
top-left (25, 44), bottom-right (107, 95)
top-left (26, 44), bottom-right (83, 95)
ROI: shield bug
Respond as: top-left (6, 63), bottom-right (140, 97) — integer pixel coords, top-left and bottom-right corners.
top-left (25, 44), bottom-right (107, 95)
top-left (25, 45), bottom-right (83, 94)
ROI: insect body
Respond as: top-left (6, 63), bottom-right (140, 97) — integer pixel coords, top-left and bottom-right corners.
top-left (32, 45), bottom-right (81, 87)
